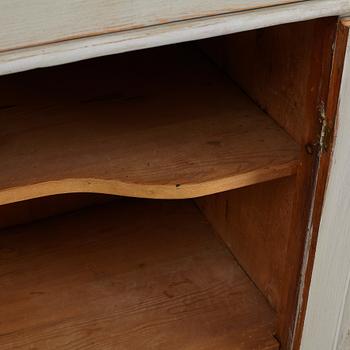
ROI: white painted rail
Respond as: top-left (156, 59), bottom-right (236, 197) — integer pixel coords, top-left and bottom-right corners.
top-left (0, 0), bottom-right (349, 75)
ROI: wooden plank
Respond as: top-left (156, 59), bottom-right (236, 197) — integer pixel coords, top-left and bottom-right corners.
top-left (1, 0), bottom-right (349, 76)
top-left (0, 199), bottom-right (279, 350)
top-left (0, 0), bottom-right (304, 52)
top-left (0, 45), bottom-right (299, 205)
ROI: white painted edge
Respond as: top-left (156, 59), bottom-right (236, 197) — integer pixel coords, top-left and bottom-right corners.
top-left (1, 0), bottom-right (350, 75)
top-left (301, 34), bottom-right (350, 350)
top-left (337, 281), bottom-right (350, 349)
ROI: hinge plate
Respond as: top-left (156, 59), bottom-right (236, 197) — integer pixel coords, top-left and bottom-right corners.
top-left (318, 102), bottom-right (331, 153)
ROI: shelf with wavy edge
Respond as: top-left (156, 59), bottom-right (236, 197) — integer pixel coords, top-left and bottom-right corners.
top-left (0, 45), bottom-right (300, 205)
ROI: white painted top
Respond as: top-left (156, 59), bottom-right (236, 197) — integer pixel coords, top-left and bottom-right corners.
top-left (0, 0), bottom-right (349, 75)
top-left (0, 0), bottom-right (302, 52)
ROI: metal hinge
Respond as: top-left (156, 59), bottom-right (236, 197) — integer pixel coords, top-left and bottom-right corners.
top-left (318, 101), bottom-right (331, 153)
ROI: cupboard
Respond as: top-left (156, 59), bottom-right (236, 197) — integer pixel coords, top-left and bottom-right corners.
top-left (1, 2), bottom-right (350, 349)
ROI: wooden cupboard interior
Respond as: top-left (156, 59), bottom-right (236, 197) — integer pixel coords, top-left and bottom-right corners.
top-left (0, 17), bottom-right (344, 350)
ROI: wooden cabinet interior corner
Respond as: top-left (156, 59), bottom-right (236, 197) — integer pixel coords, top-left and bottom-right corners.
top-left (0, 17), bottom-right (347, 350)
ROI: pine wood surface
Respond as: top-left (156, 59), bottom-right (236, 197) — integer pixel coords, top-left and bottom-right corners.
top-left (0, 45), bottom-right (299, 205)
top-left (0, 199), bottom-right (278, 349)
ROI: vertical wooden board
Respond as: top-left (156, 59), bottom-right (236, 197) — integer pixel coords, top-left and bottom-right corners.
top-left (201, 18), bottom-right (337, 144)
top-left (196, 176), bottom-right (296, 310)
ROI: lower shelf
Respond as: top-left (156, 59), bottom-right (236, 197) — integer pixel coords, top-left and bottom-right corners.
top-left (0, 199), bottom-right (278, 349)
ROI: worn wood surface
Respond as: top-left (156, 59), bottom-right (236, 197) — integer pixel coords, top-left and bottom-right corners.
top-left (0, 0), bottom-right (304, 52)
top-left (198, 17), bottom-right (340, 349)
top-left (0, 199), bottom-right (278, 350)
top-left (1, 0), bottom-right (349, 75)
top-left (0, 45), bottom-right (299, 205)
top-left (341, 17), bottom-right (350, 26)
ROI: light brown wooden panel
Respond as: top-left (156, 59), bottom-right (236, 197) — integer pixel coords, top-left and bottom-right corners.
top-left (197, 176), bottom-right (296, 310)
top-left (0, 45), bottom-right (299, 205)
top-left (0, 199), bottom-right (278, 350)
top-left (199, 18), bottom-right (337, 144)
top-left (198, 17), bottom-right (340, 349)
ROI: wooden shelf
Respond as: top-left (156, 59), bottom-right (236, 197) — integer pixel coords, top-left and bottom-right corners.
top-left (0, 45), bottom-right (300, 204)
top-left (0, 199), bottom-right (278, 350)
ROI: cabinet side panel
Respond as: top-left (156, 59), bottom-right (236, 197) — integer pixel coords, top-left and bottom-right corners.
top-left (196, 176), bottom-right (296, 310)
top-left (197, 17), bottom-right (339, 349)
top-left (299, 22), bottom-right (350, 350)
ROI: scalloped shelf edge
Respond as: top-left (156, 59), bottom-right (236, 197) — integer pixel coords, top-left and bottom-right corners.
top-left (0, 161), bottom-right (299, 205)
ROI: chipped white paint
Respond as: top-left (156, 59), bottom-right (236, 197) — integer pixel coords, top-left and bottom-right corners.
top-left (301, 34), bottom-right (350, 350)
top-left (1, 0), bottom-right (350, 75)
top-left (0, 0), bottom-right (304, 52)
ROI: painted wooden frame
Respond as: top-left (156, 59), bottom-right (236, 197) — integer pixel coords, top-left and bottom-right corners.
top-left (301, 21), bottom-right (350, 350)
top-left (0, 0), bottom-right (304, 52)
top-left (0, 0), bottom-right (349, 75)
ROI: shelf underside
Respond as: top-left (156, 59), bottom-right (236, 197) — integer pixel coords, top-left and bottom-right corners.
top-left (0, 45), bottom-right (299, 204)
top-left (0, 199), bottom-right (278, 350)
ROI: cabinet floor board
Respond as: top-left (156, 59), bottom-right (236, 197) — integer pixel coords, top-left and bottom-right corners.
top-left (0, 199), bottom-right (278, 349)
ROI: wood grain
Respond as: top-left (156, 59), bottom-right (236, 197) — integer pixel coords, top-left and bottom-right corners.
top-left (0, 45), bottom-right (299, 205)
top-left (196, 176), bottom-right (296, 311)
top-left (0, 199), bottom-right (278, 350)
top-left (0, 0), bottom-right (304, 52)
